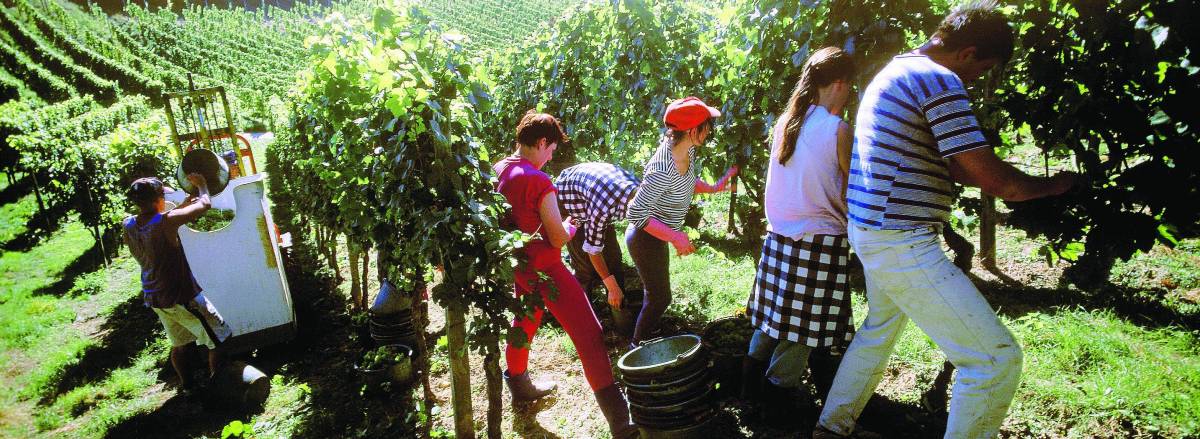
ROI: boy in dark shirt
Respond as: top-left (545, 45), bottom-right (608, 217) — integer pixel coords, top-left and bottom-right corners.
top-left (122, 174), bottom-right (231, 390)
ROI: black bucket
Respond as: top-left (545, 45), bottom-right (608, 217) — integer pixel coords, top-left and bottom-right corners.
top-left (369, 304), bottom-right (418, 352)
top-left (611, 289), bottom-right (644, 337)
top-left (618, 335), bottom-right (717, 438)
top-left (625, 366), bottom-right (713, 406)
top-left (700, 316), bottom-right (754, 399)
top-left (630, 385), bottom-right (717, 429)
top-left (355, 344), bottom-right (416, 392)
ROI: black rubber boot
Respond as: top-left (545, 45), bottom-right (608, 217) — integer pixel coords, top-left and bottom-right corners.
top-left (740, 355), bottom-right (767, 401)
top-left (504, 370), bottom-right (556, 404)
top-left (595, 384), bottom-right (638, 439)
top-left (762, 382), bottom-right (802, 427)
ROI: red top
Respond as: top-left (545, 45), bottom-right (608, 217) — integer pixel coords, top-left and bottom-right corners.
top-left (493, 156), bottom-right (561, 270)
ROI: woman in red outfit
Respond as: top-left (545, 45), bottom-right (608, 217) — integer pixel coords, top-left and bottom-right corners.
top-left (493, 111), bottom-right (636, 438)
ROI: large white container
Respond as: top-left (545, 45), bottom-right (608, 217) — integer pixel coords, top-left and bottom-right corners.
top-left (172, 174), bottom-right (296, 353)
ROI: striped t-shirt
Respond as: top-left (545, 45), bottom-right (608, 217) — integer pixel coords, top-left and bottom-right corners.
top-left (626, 142), bottom-right (696, 231)
top-left (847, 54), bottom-right (990, 229)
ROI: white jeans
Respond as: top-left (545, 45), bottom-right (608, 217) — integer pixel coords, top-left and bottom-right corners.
top-left (818, 226), bottom-right (1022, 439)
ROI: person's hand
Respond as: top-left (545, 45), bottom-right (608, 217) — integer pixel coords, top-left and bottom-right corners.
top-left (669, 231), bottom-right (696, 256)
top-left (186, 173), bottom-right (208, 189)
top-left (562, 216), bottom-right (577, 238)
top-left (603, 275), bottom-right (624, 308)
top-left (1048, 171), bottom-right (1079, 196)
top-left (713, 166), bottom-right (739, 192)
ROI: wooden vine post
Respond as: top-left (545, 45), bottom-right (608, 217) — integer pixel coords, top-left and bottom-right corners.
top-left (445, 301), bottom-right (475, 438)
top-left (979, 194), bottom-right (997, 268)
top-left (484, 349), bottom-right (503, 439)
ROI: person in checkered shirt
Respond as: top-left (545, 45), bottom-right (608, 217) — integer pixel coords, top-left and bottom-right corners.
top-left (556, 163), bottom-right (640, 309)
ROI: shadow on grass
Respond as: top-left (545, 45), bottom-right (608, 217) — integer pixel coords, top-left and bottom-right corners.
top-left (1, 200), bottom-right (72, 252)
top-left (99, 238), bottom-right (418, 438)
top-left (37, 294), bottom-right (158, 406)
top-left (973, 271), bottom-right (1200, 330)
top-left (0, 174), bottom-right (31, 204)
top-left (32, 230), bottom-right (120, 298)
top-left (717, 386), bottom-right (940, 438)
top-left (512, 396), bottom-right (564, 439)
top-left (100, 392), bottom-right (252, 439)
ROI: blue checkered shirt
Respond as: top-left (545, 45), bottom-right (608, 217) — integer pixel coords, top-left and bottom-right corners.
top-left (556, 163), bottom-right (640, 254)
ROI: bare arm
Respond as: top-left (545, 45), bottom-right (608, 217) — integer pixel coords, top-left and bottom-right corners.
top-left (536, 193), bottom-right (574, 248)
top-left (588, 252), bottom-right (613, 281)
top-left (165, 174), bottom-right (211, 228)
top-left (836, 121), bottom-right (852, 200)
top-left (947, 148), bottom-right (1075, 202)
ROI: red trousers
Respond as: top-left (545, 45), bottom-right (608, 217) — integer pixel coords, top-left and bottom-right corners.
top-left (505, 262), bottom-right (615, 391)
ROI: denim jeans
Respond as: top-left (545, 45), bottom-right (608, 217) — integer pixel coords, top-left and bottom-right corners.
top-left (748, 328), bottom-right (814, 389)
top-left (818, 225), bottom-right (1022, 439)
top-left (626, 224), bottom-right (670, 344)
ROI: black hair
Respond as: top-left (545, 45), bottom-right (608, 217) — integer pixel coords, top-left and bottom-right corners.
top-left (128, 177), bottom-right (164, 211)
top-left (931, 0), bottom-right (1014, 63)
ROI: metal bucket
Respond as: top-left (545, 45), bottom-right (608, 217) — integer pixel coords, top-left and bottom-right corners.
top-left (619, 335), bottom-right (717, 438)
top-left (177, 148), bottom-right (230, 195)
top-left (618, 335), bottom-right (706, 380)
top-left (211, 360), bottom-right (271, 409)
top-left (700, 316), bottom-right (754, 399)
top-left (610, 290), bottom-right (643, 337)
top-left (355, 344), bottom-right (416, 390)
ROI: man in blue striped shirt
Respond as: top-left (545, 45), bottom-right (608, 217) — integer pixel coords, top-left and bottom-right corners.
top-left (814, 2), bottom-right (1077, 439)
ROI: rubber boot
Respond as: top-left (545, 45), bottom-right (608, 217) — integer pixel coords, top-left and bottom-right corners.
top-left (740, 355), bottom-right (767, 401)
top-left (504, 370), bottom-right (556, 404)
top-left (594, 384), bottom-right (638, 439)
top-left (762, 382), bottom-right (801, 427)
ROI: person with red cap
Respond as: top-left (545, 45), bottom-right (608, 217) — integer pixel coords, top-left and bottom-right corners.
top-left (624, 97), bottom-right (739, 348)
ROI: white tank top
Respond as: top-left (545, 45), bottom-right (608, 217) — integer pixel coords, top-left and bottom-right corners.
top-left (764, 105), bottom-right (849, 238)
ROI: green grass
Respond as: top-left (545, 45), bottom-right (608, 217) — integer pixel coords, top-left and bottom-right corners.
top-left (0, 192), bottom-right (35, 244)
top-left (1110, 239), bottom-right (1200, 315)
top-left (0, 216), bottom-right (151, 438)
top-left (33, 341), bottom-right (168, 435)
top-left (0, 220), bottom-right (94, 353)
top-left (669, 245), bottom-right (755, 322)
top-left (1009, 309), bottom-right (1200, 437)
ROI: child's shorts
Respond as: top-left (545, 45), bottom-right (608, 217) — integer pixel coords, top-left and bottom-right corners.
top-left (153, 294), bottom-right (233, 349)
top-left (747, 328), bottom-right (814, 389)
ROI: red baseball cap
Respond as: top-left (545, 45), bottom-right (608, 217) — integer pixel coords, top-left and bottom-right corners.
top-left (663, 97), bottom-right (720, 131)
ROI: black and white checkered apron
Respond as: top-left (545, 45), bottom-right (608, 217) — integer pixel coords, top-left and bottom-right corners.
top-left (747, 232), bottom-right (854, 348)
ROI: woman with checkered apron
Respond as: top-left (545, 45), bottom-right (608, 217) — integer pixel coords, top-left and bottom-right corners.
top-left (743, 47), bottom-right (858, 404)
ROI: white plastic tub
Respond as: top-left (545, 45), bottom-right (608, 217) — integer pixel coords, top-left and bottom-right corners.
top-left (170, 173), bottom-right (296, 353)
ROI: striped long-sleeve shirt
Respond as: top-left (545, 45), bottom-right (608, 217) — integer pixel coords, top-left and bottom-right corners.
top-left (847, 54), bottom-right (990, 229)
top-left (626, 143), bottom-right (696, 231)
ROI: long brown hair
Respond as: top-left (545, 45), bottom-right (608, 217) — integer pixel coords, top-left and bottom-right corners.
top-left (775, 47), bottom-right (855, 165)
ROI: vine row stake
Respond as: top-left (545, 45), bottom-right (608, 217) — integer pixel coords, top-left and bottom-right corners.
top-left (446, 302), bottom-right (475, 438)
